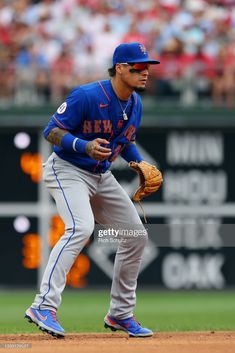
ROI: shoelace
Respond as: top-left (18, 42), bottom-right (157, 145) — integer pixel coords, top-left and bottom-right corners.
top-left (123, 316), bottom-right (141, 328)
top-left (50, 310), bottom-right (59, 322)
top-left (132, 316), bottom-right (141, 326)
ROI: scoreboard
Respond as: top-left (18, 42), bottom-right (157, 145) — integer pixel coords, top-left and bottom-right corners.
top-left (1, 129), bottom-right (40, 286)
top-left (0, 127), bottom-right (235, 288)
top-left (1, 130), bottom-right (39, 202)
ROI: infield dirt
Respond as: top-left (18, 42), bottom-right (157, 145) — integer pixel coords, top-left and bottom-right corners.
top-left (0, 332), bottom-right (235, 353)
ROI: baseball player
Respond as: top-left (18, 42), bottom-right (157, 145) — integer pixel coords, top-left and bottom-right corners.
top-left (25, 42), bottom-right (162, 338)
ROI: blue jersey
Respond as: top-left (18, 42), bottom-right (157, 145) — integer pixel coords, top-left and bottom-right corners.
top-left (45, 80), bottom-right (142, 173)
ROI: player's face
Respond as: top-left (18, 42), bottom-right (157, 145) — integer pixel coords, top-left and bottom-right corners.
top-left (118, 63), bottom-right (150, 91)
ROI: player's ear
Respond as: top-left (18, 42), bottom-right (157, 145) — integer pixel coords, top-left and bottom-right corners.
top-left (115, 64), bottom-right (123, 74)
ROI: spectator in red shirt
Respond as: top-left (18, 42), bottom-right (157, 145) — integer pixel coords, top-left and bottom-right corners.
top-left (151, 38), bottom-right (184, 97)
top-left (211, 44), bottom-right (235, 108)
top-left (122, 22), bottom-right (148, 47)
top-left (50, 47), bottom-right (75, 103)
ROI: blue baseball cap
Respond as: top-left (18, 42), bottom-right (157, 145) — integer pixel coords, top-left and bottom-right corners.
top-left (113, 42), bottom-right (160, 65)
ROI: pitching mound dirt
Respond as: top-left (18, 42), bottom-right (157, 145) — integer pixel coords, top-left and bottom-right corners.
top-left (0, 332), bottom-right (235, 353)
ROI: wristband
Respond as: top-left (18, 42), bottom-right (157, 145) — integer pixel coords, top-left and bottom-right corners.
top-left (61, 133), bottom-right (88, 154)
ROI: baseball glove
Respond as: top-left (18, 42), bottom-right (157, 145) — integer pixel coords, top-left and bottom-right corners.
top-left (129, 161), bottom-right (163, 201)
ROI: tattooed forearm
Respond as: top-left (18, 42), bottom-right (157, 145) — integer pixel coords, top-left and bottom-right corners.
top-left (47, 127), bottom-right (68, 147)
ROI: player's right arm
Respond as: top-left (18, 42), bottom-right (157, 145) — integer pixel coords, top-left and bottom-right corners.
top-left (44, 88), bottom-right (112, 161)
top-left (46, 127), bottom-right (67, 147)
top-left (45, 125), bottom-right (111, 161)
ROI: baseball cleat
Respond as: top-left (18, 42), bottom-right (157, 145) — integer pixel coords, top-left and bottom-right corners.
top-left (104, 314), bottom-right (153, 337)
top-left (24, 307), bottom-right (65, 338)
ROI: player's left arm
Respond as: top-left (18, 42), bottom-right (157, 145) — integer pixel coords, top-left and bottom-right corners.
top-left (120, 141), bottom-right (143, 163)
top-left (121, 93), bottom-right (144, 163)
top-left (121, 93), bottom-right (163, 200)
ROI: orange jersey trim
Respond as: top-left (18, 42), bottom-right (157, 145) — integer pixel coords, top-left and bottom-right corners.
top-left (52, 115), bottom-right (67, 130)
top-left (98, 81), bottom-right (111, 102)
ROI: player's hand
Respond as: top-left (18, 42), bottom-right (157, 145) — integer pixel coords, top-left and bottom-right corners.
top-left (86, 138), bottom-right (112, 161)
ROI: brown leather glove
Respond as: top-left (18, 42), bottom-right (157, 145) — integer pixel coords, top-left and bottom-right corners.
top-left (129, 161), bottom-right (163, 201)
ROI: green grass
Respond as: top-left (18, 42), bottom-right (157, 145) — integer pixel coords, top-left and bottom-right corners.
top-left (0, 290), bottom-right (234, 334)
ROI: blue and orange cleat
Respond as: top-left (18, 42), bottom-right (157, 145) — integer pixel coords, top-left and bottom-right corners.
top-left (25, 307), bottom-right (65, 338)
top-left (104, 314), bottom-right (153, 337)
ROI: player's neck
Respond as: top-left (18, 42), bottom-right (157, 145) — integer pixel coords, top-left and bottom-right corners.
top-left (111, 78), bottom-right (132, 100)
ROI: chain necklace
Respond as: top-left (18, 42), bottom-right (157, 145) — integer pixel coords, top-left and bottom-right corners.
top-left (117, 96), bottom-right (131, 120)
top-left (111, 80), bottom-right (131, 120)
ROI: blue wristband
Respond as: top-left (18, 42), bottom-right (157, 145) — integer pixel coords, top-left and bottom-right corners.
top-left (61, 133), bottom-right (88, 154)
top-left (121, 143), bottom-right (143, 163)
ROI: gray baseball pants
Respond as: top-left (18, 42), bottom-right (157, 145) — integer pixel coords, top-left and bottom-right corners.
top-left (32, 153), bottom-right (147, 319)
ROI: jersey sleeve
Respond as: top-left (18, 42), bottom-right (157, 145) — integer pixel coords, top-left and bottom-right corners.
top-left (131, 94), bottom-right (142, 141)
top-left (121, 142), bottom-right (144, 163)
top-left (52, 87), bottom-right (88, 131)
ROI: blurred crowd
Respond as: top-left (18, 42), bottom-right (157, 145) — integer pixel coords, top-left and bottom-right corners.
top-left (1, 0), bottom-right (235, 107)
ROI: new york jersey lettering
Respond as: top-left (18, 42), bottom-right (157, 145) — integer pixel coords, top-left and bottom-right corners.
top-left (82, 120), bottom-right (113, 134)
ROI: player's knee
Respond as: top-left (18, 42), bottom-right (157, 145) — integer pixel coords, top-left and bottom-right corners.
top-left (128, 229), bottom-right (148, 252)
top-left (74, 221), bottom-right (94, 239)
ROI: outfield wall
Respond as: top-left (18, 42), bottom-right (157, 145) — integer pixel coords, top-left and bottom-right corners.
top-left (1, 105), bottom-right (235, 289)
